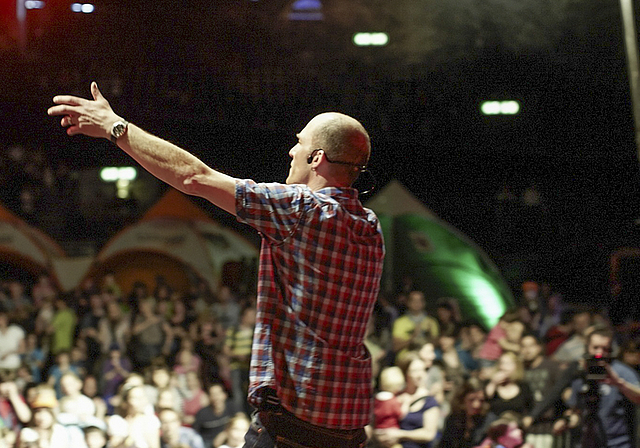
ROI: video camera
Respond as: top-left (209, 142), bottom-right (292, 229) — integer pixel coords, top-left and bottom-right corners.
top-left (585, 354), bottom-right (611, 381)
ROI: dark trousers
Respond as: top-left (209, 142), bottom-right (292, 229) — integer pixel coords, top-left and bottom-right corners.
top-left (243, 390), bottom-right (367, 448)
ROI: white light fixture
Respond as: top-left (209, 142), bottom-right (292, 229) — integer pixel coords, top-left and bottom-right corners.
top-left (353, 32), bottom-right (389, 47)
top-left (71, 3), bottom-right (95, 13)
top-left (25, 1), bottom-right (46, 10)
top-left (481, 100), bottom-right (521, 116)
top-left (100, 167), bottom-right (137, 182)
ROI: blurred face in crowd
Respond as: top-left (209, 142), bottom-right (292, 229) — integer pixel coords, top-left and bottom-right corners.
top-left (226, 418), bottom-right (250, 447)
top-left (159, 409), bottom-right (181, 444)
top-left (85, 429), bottom-right (106, 448)
top-left (126, 386), bottom-right (147, 415)
top-left (60, 375), bottom-right (81, 397)
top-left (241, 307), bottom-right (256, 327)
top-left (405, 358), bottom-right (427, 388)
top-left (520, 335), bottom-right (542, 363)
top-left (418, 342), bottom-right (436, 368)
top-left (33, 408), bottom-right (54, 429)
top-left (406, 292), bottom-right (425, 314)
top-left (505, 321), bottom-right (524, 343)
top-left (436, 306), bottom-right (452, 324)
top-left (438, 334), bottom-right (455, 352)
top-left (464, 390), bottom-right (485, 417)
top-left (498, 353), bottom-right (517, 380)
top-left (152, 368), bottom-right (170, 388)
top-left (623, 349), bottom-right (640, 368)
top-left (468, 325), bottom-right (485, 346)
top-left (573, 312), bottom-right (592, 336)
top-left (208, 384), bottom-right (228, 408)
top-left (157, 389), bottom-right (175, 410)
top-left (83, 376), bottom-right (98, 398)
top-left (587, 334), bottom-right (612, 358)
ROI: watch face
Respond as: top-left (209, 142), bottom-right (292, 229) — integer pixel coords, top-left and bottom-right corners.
top-left (113, 123), bottom-right (125, 137)
top-left (113, 121), bottom-right (127, 138)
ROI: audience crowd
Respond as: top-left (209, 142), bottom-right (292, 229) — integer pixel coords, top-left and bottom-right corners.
top-left (0, 275), bottom-right (637, 448)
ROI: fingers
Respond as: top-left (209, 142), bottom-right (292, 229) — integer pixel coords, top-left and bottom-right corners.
top-left (48, 104), bottom-right (81, 117)
top-left (67, 126), bottom-right (81, 136)
top-left (91, 82), bottom-right (105, 101)
top-left (61, 115), bottom-right (74, 127)
top-left (51, 95), bottom-right (89, 107)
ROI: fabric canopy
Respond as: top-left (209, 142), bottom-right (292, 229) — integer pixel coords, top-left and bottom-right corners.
top-left (366, 180), bottom-right (514, 328)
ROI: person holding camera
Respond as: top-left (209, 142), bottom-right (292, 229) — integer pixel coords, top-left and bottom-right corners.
top-left (556, 325), bottom-right (640, 448)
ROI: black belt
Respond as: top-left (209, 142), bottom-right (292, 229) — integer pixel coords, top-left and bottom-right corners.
top-left (256, 388), bottom-right (366, 448)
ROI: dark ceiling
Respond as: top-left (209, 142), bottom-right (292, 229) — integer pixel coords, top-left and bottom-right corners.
top-left (2, 0), bottom-right (640, 304)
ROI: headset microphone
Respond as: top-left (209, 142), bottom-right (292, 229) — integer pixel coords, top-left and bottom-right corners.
top-left (306, 148), bottom-right (376, 195)
top-left (307, 149), bottom-right (320, 164)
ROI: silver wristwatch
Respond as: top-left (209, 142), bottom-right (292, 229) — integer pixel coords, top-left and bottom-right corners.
top-left (110, 120), bottom-right (129, 144)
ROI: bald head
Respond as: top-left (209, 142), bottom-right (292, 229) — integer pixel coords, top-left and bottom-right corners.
top-left (310, 113), bottom-right (371, 184)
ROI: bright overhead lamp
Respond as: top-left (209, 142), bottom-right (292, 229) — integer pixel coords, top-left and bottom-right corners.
top-left (353, 32), bottom-right (389, 47)
top-left (480, 100), bottom-right (521, 116)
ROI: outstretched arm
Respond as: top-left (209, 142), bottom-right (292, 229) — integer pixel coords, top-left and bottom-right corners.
top-left (48, 82), bottom-right (237, 215)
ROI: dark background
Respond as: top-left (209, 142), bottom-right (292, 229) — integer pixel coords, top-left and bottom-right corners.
top-left (2, 0), bottom-right (640, 314)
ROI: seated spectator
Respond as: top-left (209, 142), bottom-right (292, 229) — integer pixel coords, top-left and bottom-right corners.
top-left (436, 330), bottom-right (467, 398)
top-left (3, 281), bottom-right (32, 325)
top-left (0, 307), bottom-right (26, 380)
top-left (542, 308), bottom-right (573, 357)
top-left (222, 305), bottom-right (255, 415)
top-left (435, 298), bottom-right (461, 337)
top-left (458, 321), bottom-right (485, 372)
top-left (144, 364), bottom-right (181, 414)
top-left (59, 372), bottom-right (96, 421)
top-left (417, 341), bottom-right (444, 401)
top-left (82, 419), bottom-right (107, 448)
top-left (165, 298), bottom-right (194, 363)
top-left (392, 291), bottom-right (440, 361)
top-left (474, 414), bottom-right (533, 448)
top-left (156, 387), bottom-right (182, 415)
top-left (374, 366), bottom-right (406, 448)
top-left (0, 381), bottom-right (32, 432)
top-left (210, 286), bottom-right (240, 333)
top-left (158, 407), bottom-right (205, 448)
top-left (193, 315), bottom-right (225, 387)
top-left (102, 346), bottom-right (132, 412)
top-left (82, 375), bottom-right (107, 420)
top-left (47, 351), bottom-right (81, 399)
top-left (180, 371), bottom-right (209, 427)
top-left (193, 382), bottom-right (237, 448)
top-left (78, 294), bottom-right (105, 375)
top-left (173, 338), bottom-right (201, 392)
top-left (22, 334), bottom-right (45, 383)
top-left (619, 338), bottom-right (640, 373)
top-left (485, 352), bottom-right (533, 418)
top-left (552, 307), bottom-right (592, 365)
top-left (212, 413), bottom-right (249, 448)
top-left (20, 385), bottom-right (85, 448)
top-left (98, 301), bottom-right (130, 354)
top-left (48, 298), bottom-right (77, 358)
top-left (477, 311), bottom-right (523, 380)
top-left (519, 333), bottom-right (562, 448)
top-left (375, 352), bottom-right (439, 448)
top-left (129, 298), bottom-right (169, 372)
top-left (440, 378), bottom-right (490, 448)
top-left (107, 383), bottom-right (160, 448)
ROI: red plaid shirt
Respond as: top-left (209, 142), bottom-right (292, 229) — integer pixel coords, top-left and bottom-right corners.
top-left (235, 180), bottom-right (385, 429)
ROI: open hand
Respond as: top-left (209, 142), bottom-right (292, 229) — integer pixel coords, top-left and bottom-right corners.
top-left (47, 82), bottom-right (121, 139)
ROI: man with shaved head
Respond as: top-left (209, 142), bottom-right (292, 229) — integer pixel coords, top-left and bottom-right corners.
top-left (49, 84), bottom-right (385, 448)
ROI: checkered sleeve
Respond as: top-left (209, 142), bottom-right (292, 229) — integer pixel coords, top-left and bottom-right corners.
top-left (235, 179), bottom-right (307, 242)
